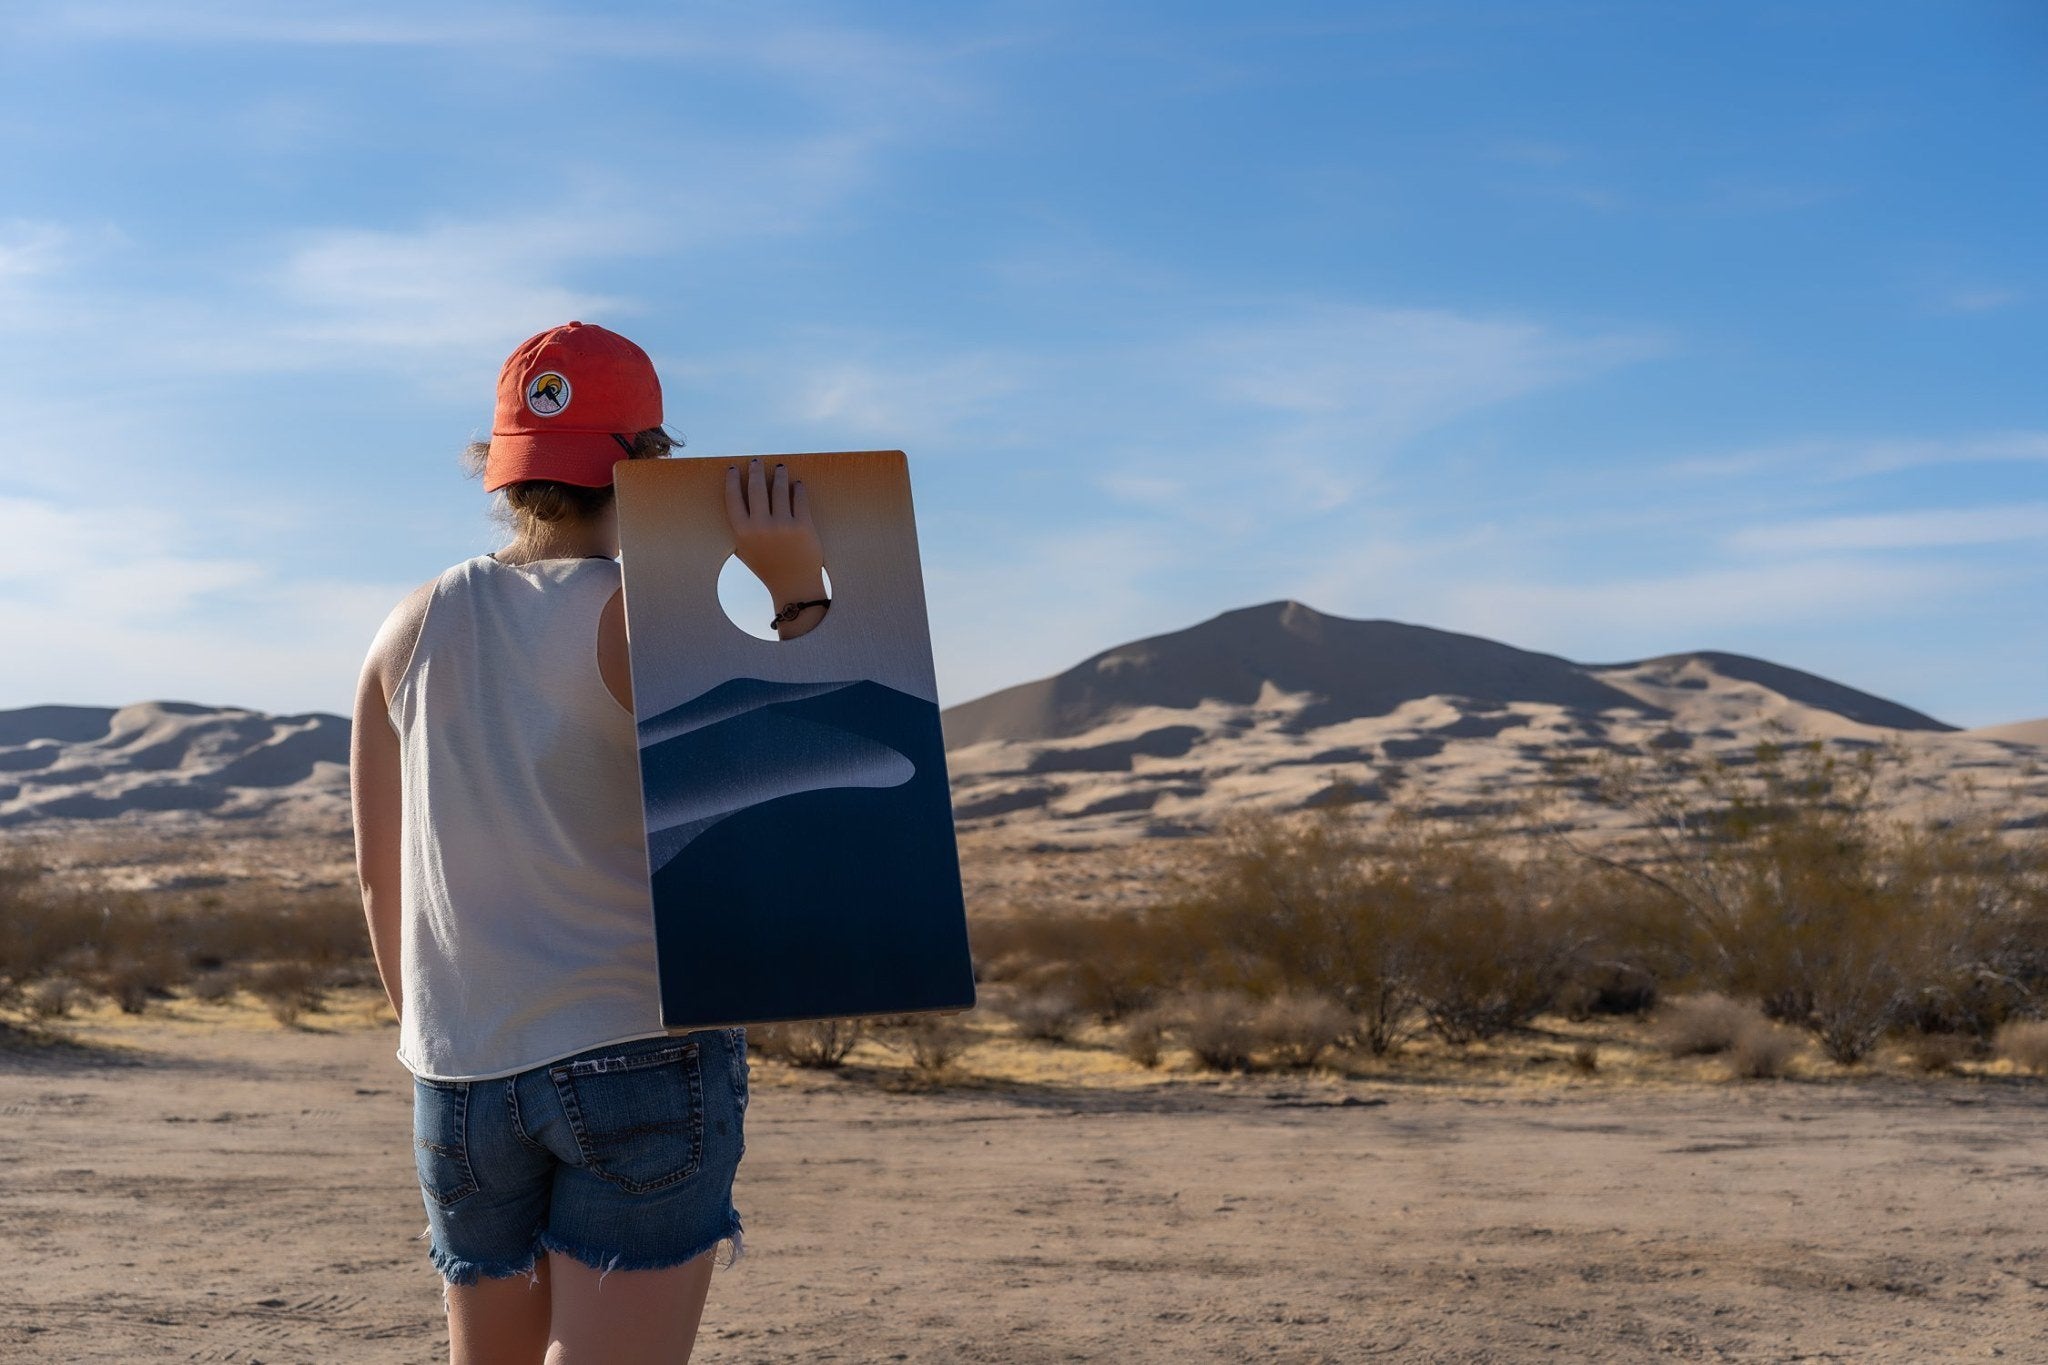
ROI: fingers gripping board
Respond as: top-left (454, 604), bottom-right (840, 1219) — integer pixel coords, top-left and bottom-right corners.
top-left (614, 451), bottom-right (976, 1030)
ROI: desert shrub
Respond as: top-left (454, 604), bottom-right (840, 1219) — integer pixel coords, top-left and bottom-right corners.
top-left (1894, 815), bottom-right (2048, 1040)
top-left (876, 1013), bottom-right (975, 1076)
top-left (1655, 993), bottom-right (1763, 1057)
top-left (0, 856), bottom-right (109, 1015)
top-left (163, 891), bottom-right (371, 977)
top-left (1555, 962), bottom-right (1660, 1021)
top-left (1402, 832), bottom-right (1581, 1045)
top-left (1252, 993), bottom-right (1350, 1068)
top-left (1994, 1020), bottom-right (2048, 1076)
top-left (188, 969), bottom-right (240, 1004)
top-left (0, 854), bottom-right (389, 1029)
top-left (24, 976), bottom-right (84, 1020)
top-left (90, 947), bottom-right (189, 1014)
top-left (1119, 1007), bottom-right (1169, 1068)
top-left (1178, 990), bottom-right (1257, 1072)
top-left (1728, 1020), bottom-right (1800, 1079)
top-left (969, 912), bottom-right (1183, 1020)
top-left (1005, 989), bottom-right (1084, 1043)
top-left (751, 1018), bottom-right (866, 1069)
top-left (1558, 737), bottom-right (2042, 1065)
top-left (1570, 1043), bottom-right (1600, 1075)
top-left (1905, 1031), bottom-right (1972, 1074)
top-left (246, 961), bottom-right (325, 1027)
top-left (1154, 805), bottom-right (1425, 1052)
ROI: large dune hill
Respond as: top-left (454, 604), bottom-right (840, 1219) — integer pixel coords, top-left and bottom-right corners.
top-left (2, 600), bottom-right (2040, 847)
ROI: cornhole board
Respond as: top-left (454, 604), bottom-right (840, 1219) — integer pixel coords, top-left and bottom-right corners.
top-left (614, 450), bottom-right (976, 1031)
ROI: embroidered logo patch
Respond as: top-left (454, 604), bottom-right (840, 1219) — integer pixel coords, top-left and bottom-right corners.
top-left (526, 372), bottom-right (571, 417)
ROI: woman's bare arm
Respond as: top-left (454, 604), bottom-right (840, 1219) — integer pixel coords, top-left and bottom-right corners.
top-left (350, 581), bottom-right (434, 1021)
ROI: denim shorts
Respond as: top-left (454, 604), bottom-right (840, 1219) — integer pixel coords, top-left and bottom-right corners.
top-left (411, 1028), bottom-right (747, 1287)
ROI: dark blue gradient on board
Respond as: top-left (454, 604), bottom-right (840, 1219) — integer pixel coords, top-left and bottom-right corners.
top-left (636, 677), bottom-right (976, 1027)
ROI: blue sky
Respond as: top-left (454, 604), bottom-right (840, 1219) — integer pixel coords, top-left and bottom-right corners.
top-left (0, 1), bottom-right (2042, 726)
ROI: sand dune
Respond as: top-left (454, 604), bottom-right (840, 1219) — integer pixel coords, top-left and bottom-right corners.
top-left (2, 601), bottom-right (2039, 846)
top-left (0, 702), bottom-right (349, 830)
top-left (1966, 716), bottom-right (2048, 747)
top-left (941, 603), bottom-right (2044, 846)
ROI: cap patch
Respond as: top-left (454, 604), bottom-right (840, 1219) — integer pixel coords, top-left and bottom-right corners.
top-left (525, 372), bottom-right (572, 417)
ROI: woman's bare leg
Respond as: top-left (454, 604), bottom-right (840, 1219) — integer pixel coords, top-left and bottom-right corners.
top-left (446, 1249), bottom-right (552, 1365)
top-left (544, 1246), bottom-right (716, 1365)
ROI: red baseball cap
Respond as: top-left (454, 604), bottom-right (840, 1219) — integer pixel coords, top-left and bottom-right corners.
top-left (484, 321), bottom-right (663, 491)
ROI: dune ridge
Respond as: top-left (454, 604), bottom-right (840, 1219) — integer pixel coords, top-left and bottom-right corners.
top-left (1, 601), bottom-right (2039, 841)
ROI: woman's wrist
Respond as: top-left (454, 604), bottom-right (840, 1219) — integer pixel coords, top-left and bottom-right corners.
top-left (765, 570), bottom-right (827, 601)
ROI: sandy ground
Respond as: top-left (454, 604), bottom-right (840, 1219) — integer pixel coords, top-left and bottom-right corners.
top-left (5, 996), bottom-right (2048, 1364)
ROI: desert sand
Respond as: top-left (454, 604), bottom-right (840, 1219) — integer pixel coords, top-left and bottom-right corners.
top-left (5, 993), bottom-right (2047, 1364)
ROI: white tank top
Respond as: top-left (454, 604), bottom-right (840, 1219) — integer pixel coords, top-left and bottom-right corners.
top-left (388, 552), bottom-right (668, 1081)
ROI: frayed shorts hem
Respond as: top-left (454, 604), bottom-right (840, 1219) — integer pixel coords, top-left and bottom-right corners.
top-left (426, 1213), bottom-right (745, 1288)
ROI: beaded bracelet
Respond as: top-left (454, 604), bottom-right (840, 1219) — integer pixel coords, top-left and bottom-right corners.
top-left (772, 598), bottom-right (831, 629)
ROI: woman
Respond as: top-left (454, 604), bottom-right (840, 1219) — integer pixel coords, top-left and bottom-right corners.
top-left (350, 321), bottom-right (828, 1364)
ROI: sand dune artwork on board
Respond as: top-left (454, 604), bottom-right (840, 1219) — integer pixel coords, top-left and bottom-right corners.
top-left (614, 451), bottom-right (976, 1031)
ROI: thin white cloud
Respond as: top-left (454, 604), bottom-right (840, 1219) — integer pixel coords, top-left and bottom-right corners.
top-left (29, 2), bottom-right (992, 131)
top-left (0, 494), bottom-right (414, 712)
top-left (1726, 503), bottom-right (2048, 556)
top-left (1190, 302), bottom-right (1658, 427)
top-left (0, 221), bottom-right (69, 283)
top-left (1434, 557), bottom-right (1997, 645)
top-left (1661, 432), bottom-right (2048, 481)
top-left (1937, 286), bottom-right (2023, 315)
top-left (267, 214), bottom-right (640, 364)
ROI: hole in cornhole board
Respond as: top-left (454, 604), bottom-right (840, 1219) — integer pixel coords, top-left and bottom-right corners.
top-left (716, 554), bottom-right (835, 641)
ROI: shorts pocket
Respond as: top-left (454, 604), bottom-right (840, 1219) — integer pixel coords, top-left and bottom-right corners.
top-left (412, 1077), bottom-right (479, 1207)
top-left (548, 1041), bottom-right (705, 1194)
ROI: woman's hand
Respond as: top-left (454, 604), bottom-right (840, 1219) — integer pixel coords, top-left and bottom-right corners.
top-left (723, 457), bottom-right (827, 635)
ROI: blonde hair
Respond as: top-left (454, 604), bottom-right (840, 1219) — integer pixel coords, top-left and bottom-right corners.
top-left (461, 428), bottom-right (676, 530)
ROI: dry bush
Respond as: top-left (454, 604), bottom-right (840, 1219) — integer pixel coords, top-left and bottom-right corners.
top-left (1399, 827), bottom-right (1581, 1045)
top-left (969, 912), bottom-right (1182, 1020)
top-left (1994, 1020), bottom-right (2048, 1075)
top-left (876, 1013), bottom-right (975, 1076)
top-left (1655, 993), bottom-right (1763, 1057)
top-left (1905, 1032), bottom-right (1973, 1074)
top-left (1554, 962), bottom-right (1660, 1021)
top-left (1178, 990), bottom-right (1257, 1072)
top-left (0, 854), bottom-right (388, 1031)
top-left (1556, 737), bottom-right (2047, 1065)
top-left (187, 969), bottom-right (240, 1004)
top-left (246, 961), bottom-right (324, 1027)
top-left (1728, 1020), bottom-right (1800, 1079)
top-left (1004, 989), bottom-right (1084, 1044)
top-left (179, 892), bottom-right (368, 970)
top-left (0, 855), bottom-right (114, 1016)
top-left (102, 947), bottom-right (191, 1014)
top-left (750, 1018), bottom-right (866, 1069)
top-left (24, 976), bottom-right (84, 1020)
top-left (1119, 1007), bottom-right (1169, 1069)
top-left (1252, 993), bottom-right (1350, 1068)
top-left (1570, 1043), bottom-right (1600, 1076)
top-left (1895, 812), bottom-right (2048, 1041)
top-left (1154, 804), bottom-right (1421, 1055)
